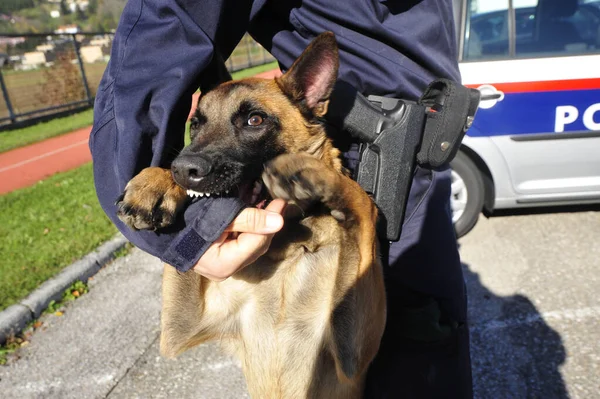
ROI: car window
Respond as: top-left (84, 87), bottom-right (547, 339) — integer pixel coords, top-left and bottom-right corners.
top-left (516, 0), bottom-right (600, 56)
top-left (463, 0), bottom-right (510, 60)
top-left (515, 7), bottom-right (536, 40)
top-left (463, 0), bottom-right (600, 60)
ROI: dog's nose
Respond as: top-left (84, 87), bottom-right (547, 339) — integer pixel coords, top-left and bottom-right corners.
top-left (171, 154), bottom-right (212, 187)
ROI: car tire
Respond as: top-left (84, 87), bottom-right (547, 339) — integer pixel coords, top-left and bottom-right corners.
top-left (449, 151), bottom-right (485, 238)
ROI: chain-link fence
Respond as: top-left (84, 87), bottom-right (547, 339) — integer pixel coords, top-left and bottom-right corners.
top-left (0, 32), bottom-right (275, 129)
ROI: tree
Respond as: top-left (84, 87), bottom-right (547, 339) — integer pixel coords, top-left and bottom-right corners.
top-left (60, 0), bottom-right (71, 16)
top-left (97, 11), bottom-right (117, 31)
top-left (88, 0), bottom-right (98, 14)
top-left (0, 0), bottom-right (35, 14)
top-left (75, 4), bottom-right (86, 21)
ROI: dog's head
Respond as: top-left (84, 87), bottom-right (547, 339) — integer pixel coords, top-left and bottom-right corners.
top-left (171, 32), bottom-right (341, 208)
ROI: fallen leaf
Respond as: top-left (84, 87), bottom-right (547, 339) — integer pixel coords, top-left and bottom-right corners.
top-left (20, 341), bottom-right (29, 347)
top-left (33, 321), bottom-right (43, 329)
top-left (43, 228), bottom-right (49, 235)
top-left (55, 311), bottom-right (63, 316)
top-left (72, 290), bottom-right (80, 297)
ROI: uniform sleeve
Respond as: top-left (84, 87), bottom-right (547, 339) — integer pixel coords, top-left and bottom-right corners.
top-left (89, 0), bottom-right (253, 272)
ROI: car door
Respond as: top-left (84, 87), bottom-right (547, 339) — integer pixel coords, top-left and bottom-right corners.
top-left (460, 0), bottom-right (600, 201)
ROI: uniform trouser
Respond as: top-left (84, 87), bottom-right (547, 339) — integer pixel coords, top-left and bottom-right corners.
top-left (361, 165), bottom-right (473, 399)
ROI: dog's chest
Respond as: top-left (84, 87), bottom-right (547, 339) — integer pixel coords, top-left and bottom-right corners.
top-left (222, 243), bottom-right (342, 387)
top-left (241, 243), bottom-right (340, 332)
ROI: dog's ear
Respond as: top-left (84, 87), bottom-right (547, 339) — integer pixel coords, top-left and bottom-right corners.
top-left (277, 32), bottom-right (339, 117)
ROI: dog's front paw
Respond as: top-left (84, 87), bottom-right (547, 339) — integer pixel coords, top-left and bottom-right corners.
top-left (262, 154), bottom-right (339, 209)
top-left (116, 167), bottom-right (187, 230)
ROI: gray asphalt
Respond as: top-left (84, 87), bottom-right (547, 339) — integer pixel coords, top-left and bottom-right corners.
top-left (0, 206), bottom-right (598, 398)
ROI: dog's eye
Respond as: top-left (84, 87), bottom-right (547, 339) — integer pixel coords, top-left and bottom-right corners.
top-left (190, 114), bottom-right (206, 131)
top-left (247, 114), bottom-right (264, 126)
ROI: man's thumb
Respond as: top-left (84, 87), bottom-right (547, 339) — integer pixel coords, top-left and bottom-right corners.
top-left (225, 199), bottom-right (286, 234)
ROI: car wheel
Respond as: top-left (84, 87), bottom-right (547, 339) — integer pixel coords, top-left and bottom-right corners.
top-left (449, 151), bottom-right (485, 238)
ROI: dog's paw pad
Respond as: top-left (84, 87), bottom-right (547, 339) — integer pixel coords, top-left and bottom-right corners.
top-left (116, 195), bottom-right (155, 230)
top-left (116, 168), bottom-right (187, 231)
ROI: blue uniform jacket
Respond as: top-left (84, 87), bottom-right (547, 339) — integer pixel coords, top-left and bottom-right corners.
top-left (90, 0), bottom-right (460, 273)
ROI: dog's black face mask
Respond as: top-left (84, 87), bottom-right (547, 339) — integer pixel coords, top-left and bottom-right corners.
top-left (171, 87), bottom-right (286, 208)
top-left (170, 32), bottom-right (340, 208)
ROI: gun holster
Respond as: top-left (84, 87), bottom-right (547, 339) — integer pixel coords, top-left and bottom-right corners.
top-left (415, 79), bottom-right (480, 169)
top-left (326, 79), bottom-right (480, 241)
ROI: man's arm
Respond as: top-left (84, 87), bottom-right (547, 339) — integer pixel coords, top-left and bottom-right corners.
top-left (90, 0), bottom-right (254, 272)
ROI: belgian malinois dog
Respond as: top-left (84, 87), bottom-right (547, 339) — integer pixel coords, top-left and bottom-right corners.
top-left (116, 32), bottom-right (386, 398)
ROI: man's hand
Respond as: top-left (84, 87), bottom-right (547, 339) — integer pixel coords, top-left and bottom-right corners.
top-left (193, 199), bottom-right (286, 281)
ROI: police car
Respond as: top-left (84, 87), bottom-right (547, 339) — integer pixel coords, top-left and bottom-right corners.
top-left (450, 0), bottom-right (600, 236)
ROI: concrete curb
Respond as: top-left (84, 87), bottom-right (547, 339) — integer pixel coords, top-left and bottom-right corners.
top-left (0, 233), bottom-right (129, 344)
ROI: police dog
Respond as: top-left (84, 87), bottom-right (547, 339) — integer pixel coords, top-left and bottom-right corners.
top-left (116, 32), bottom-right (386, 398)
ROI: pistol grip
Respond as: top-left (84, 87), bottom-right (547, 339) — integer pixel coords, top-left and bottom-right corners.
top-left (356, 103), bottom-right (426, 242)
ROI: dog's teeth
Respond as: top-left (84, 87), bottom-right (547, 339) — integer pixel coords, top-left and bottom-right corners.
top-left (225, 190), bottom-right (229, 194)
top-left (215, 192), bottom-right (220, 195)
top-left (199, 193), bottom-right (204, 197)
top-left (206, 193), bottom-right (210, 197)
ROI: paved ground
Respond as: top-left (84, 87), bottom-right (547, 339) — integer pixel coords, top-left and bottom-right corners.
top-left (1, 206), bottom-right (598, 398)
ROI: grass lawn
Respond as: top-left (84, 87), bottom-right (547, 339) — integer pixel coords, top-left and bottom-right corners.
top-left (0, 163), bottom-right (117, 311)
top-left (230, 61), bottom-right (278, 80)
top-left (0, 109), bottom-right (94, 154)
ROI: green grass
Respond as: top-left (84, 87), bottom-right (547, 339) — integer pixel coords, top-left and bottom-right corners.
top-left (230, 61), bottom-right (278, 80)
top-left (0, 109), bottom-right (94, 154)
top-left (0, 163), bottom-right (117, 311)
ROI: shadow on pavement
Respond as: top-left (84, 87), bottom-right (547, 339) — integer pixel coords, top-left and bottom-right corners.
top-left (463, 264), bottom-right (569, 399)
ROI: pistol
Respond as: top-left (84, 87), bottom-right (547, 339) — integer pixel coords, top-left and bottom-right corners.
top-left (326, 80), bottom-right (480, 241)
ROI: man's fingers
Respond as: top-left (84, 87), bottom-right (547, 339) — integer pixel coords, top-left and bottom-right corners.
top-left (194, 199), bottom-right (287, 280)
top-left (264, 198), bottom-right (287, 214)
top-left (195, 231), bottom-right (274, 280)
top-left (225, 199), bottom-right (286, 234)
top-left (223, 232), bottom-right (272, 265)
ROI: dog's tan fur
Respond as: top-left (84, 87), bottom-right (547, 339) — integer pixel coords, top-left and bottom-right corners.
top-left (117, 33), bottom-right (386, 398)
